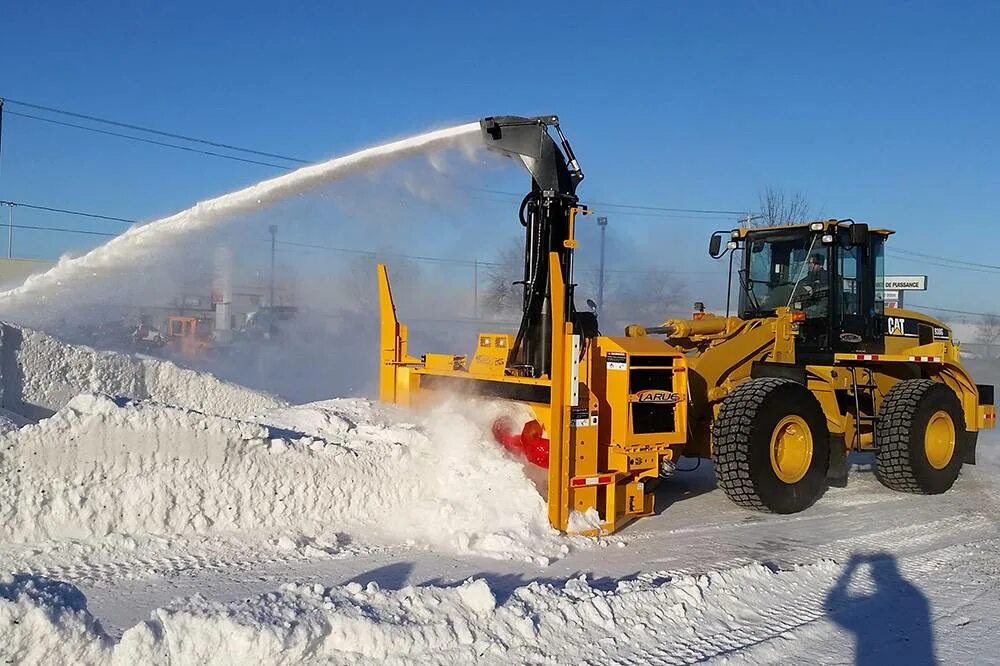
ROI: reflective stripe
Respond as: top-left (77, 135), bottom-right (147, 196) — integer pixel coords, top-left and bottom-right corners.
top-left (855, 354), bottom-right (880, 361)
top-left (570, 474), bottom-right (614, 487)
top-left (908, 356), bottom-right (942, 363)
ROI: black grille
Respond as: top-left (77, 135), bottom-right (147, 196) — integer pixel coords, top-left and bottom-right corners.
top-left (630, 369), bottom-right (673, 392)
top-left (633, 404), bottom-right (676, 434)
top-left (630, 368), bottom-right (676, 434)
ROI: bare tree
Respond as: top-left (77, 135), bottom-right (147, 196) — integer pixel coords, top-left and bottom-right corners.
top-left (479, 239), bottom-right (523, 316)
top-left (338, 253), bottom-right (378, 312)
top-left (479, 240), bottom-right (689, 334)
top-left (752, 186), bottom-right (812, 227)
top-left (601, 269), bottom-right (688, 330)
top-left (976, 314), bottom-right (1000, 359)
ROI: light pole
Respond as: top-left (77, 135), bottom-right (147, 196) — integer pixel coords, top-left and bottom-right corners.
top-left (268, 225), bottom-right (277, 308)
top-left (597, 216), bottom-right (608, 313)
top-left (4, 202), bottom-right (11, 259)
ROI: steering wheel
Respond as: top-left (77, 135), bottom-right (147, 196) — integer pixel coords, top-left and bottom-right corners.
top-left (792, 281), bottom-right (828, 303)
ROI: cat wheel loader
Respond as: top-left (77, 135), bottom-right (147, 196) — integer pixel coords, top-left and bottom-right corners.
top-left (377, 115), bottom-right (996, 535)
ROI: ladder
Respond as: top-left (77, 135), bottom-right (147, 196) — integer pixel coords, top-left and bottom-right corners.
top-left (850, 367), bottom-right (879, 451)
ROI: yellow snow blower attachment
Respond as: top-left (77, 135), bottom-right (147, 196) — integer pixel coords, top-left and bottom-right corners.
top-left (378, 116), bottom-right (688, 535)
top-left (378, 115), bottom-right (995, 536)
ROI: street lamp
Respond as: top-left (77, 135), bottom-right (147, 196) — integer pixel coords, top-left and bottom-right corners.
top-left (597, 216), bottom-right (608, 313)
top-left (268, 225), bottom-right (277, 308)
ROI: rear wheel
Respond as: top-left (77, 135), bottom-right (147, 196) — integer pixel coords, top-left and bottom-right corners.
top-left (713, 378), bottom-right (830, 513)
top-left (875, 379), bottom-right (964, 493)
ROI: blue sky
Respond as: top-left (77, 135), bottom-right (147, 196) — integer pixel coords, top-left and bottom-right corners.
top-left (2, 1), bottom-right (999, 314)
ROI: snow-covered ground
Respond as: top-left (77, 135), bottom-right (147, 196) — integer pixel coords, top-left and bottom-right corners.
top-left (2, 324), bottom-right (999, 664)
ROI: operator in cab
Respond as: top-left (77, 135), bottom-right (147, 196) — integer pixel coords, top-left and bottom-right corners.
top-left (796, 252), bottom-right (829, 316)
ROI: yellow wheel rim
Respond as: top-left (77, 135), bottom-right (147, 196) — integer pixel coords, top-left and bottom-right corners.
top-left (770, 415), bottom-right (813, 484)
top-left (924, 410), bottom-right (955, 470)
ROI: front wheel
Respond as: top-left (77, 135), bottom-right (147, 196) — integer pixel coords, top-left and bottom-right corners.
top-left (875, 379), bottom-right (965, 494)
top-left (713, 378), bottom-right (831, 513)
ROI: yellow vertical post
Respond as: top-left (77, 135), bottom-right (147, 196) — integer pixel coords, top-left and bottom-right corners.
top-left (547, 252), bottom-right (573, 531)
top-left (377, 264), bottom-right (401, 403)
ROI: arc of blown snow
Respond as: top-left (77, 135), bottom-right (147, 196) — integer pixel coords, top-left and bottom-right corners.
top-left (0, 121), bottom-right (482, 304)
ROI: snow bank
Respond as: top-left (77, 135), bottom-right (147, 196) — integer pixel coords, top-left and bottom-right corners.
top-left (0, 575), bottom-right (110, 664)
top-left (0, 560), bottom-right (842, 665)
top-left (0, 407), bottom-right (29, 434)
top-left (0, 323), bottom-right (286, 420)
top-left (0, 394), bottom-right (563, 561)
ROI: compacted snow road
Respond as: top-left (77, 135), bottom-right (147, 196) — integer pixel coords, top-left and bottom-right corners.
top-left (2, 327), bottom-right (999, 664)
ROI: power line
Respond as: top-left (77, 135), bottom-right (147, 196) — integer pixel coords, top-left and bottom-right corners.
top-left (3, 97), bottom-right (308, 163)
top-left (4, 111), bottom-right (295, 170)
top-left (460, 187), bottom-right (744, 218)
top-left (912, 304), bottom-right (997, 318)
top-left (588, 200), bottom-right (748, 216)
top-left (4, 198), bottom-right (994, 309)
top-left (891, 246), bottom-right (1000, 272)
top-left (4, 198), bottom-right (994, 282)
top-left (4, 98), bottom-right (751, 216)
top-left (3, 222), bottom-right (116, 238)
top-left (886, 251), bottom-right (1000, 275)
top-left (0, 200), bottom-right (138, 225)
top-left (10, 109), bottom-right (747, 219)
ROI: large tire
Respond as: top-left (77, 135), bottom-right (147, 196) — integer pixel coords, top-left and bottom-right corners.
top-left (713, 378), bottom-right (830, 513)
top-left (875, 379), bottom-right (964, 493)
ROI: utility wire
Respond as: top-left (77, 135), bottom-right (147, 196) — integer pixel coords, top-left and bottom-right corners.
top-left (0, 200), bottom-right (138, 225)
top-left (912, 304), bottom-right (998, 318)
top-left (3, 97), bottom-right (308, 163)
top-left (5, 200), bottom-right (996, 281)
top-left (456, 187), bottom-right (744, 218)
top-left (588, 200), bottom-right (748, 216)
top-left (891, 246), bottom-right (1000, 272)
top-left (5, 98), bottom-right (749, 216)
top-left (4, 199), bottom-right (993, 313)
top-left (4, 111), bottom-right (295, 170)
top-left (0, 199), bottom-right (720, 277)
top-left (4, 222), bottom-right (115, 238)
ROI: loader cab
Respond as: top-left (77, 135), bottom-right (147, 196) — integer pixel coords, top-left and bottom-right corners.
top-left (727, 221), bottom-right (888, 360)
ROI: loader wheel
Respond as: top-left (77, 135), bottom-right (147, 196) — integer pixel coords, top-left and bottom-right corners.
top-left (875, 379), bottom-right (964, 494)
top-left (713, 378), bottom-right (830, 513)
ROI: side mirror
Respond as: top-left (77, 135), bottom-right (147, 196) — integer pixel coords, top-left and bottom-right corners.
top-left (849, 223), bottom-right (869, 246)
top-left (709, 232), bottom-right (724, 258)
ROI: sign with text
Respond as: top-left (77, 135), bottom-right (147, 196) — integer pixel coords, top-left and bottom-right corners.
top-left (884, 275), bottom-right (926, 291)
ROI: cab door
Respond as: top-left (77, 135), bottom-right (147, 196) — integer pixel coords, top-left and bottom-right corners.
top-left (832, 229), bottom-right (884, 353)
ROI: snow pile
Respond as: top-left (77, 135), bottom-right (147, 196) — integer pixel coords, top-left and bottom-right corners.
top-left (0, 574), bottom-right (110, 665)
top-left (0, 560), bottom-right (843, 665)
top-left (0, 394), bottom-right (563, 561)
top-left (0, 407), bottom-right (29, 434)
top-left (1, 324), bottom-right (286, 419)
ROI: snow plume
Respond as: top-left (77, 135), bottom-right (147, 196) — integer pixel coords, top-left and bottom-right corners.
top-left (0, 121), bottom-right (481, 324)
top-left (0, 560), bottom-right (844, 665)
top-left (0, 119), bottom-right (511, 401)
